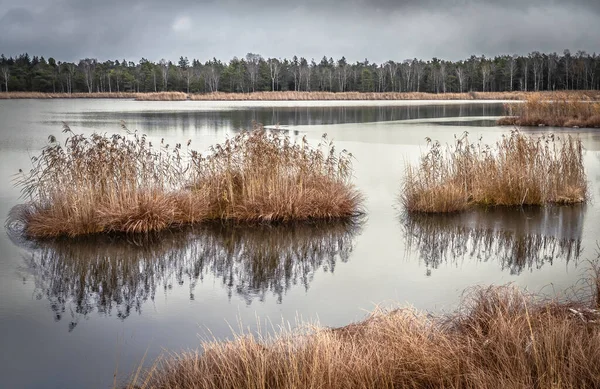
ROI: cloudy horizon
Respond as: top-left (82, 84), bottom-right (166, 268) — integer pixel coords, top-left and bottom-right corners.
top-left (1, 0), bottom-right (599, 64)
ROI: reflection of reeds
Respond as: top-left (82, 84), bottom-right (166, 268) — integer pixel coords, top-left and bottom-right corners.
top-left (133, 283), bottom-right (600, 389)
top-left (402, 207), bottom-right (584, 275)
top-left (499, 92), bottom-right (600, 128)
top-left (21, 220), bottom-right (362, 328)
top-left (402, 131), bottom-right (587, 213)
top-left (12, 125), bottom-right (362, 238)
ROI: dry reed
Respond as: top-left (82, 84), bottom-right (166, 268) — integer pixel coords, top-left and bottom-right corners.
top-left (130, 280), bottom-right (600, 389)
top-left (11, 125), bottom-right (363, 238)
top-left (4, 91), bottom-right (600, 101)
top-left (0, 92), bottom-right (139, 99)
top-left (402, 131), bottom-right (587, 213)
top-left (499, 92), bottom-right (600, 128)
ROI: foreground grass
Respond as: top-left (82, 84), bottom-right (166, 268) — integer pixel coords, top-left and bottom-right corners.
top-left (12, 125), bottom-right (363, 238)
top-left (130, 281), bottom-right (600, 389)
top-left (3, 90), bottom-right (600, 101)
top-left (402, 131), bottom-right (587, 213)
top-left (499, 92), bottom-right (600, 128)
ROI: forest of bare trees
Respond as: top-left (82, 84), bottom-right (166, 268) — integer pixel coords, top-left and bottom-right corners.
top-left (1, 50), bottom-right (598, 94)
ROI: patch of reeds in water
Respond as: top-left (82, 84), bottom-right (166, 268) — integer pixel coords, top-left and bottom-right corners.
top-left (135, 92), bottom-right (189, 101)
top-left (401, 130), bottom-right (587, 213)
top-left (12, 220), bottom-right (361, 329)
top-left (499, 92), bottom-right (600, 128)
top-left (11, 124), bottom-right (363, 238)
top-left (131, 277), bottom-right (600, 389)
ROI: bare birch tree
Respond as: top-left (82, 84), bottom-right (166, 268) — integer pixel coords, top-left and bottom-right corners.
top-left (1, 66), bottom-right (9, 92)
top-left (245, 53), bottom-right (261, 92)
top-left (268, 58), bottom-right (281, 91)
top-left (159, 59), bottom-right (169, 91)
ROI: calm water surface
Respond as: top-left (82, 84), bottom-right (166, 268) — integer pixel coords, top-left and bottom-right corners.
top-left (1, 99), bottom-right (599, 388)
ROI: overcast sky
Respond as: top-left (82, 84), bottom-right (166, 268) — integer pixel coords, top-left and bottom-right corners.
top-left (0, 0), bottom-right (599, 64)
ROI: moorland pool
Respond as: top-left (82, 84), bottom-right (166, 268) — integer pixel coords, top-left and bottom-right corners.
top-left (0, 99), bottom-right (599, 388)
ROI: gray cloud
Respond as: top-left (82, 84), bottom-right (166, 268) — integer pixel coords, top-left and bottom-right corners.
top-left (0, 0), bottom-right (598, 63)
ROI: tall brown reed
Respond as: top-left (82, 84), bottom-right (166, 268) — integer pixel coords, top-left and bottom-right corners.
top-left (130, 280), bottom-right (600, 389)
top-left (12, 125), bottom-right (362, 238)
top-left (499, 92), bottom-right (600, 128)
top-left (402, 131), bottom-right (587, 213)
top-left (190, 130), bottom-right (362, 222)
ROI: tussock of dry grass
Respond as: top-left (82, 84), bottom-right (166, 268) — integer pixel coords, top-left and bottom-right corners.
top-left (499, 92), bottom-right (600, 128)
top-left (12, 125), bottom-right (362, 238)
top-left (135, 92), bottom-right (189, 101)
top-left (402, 131), bottom-right (587, 213)
top-left (131, 283), bottom-right (600, 389)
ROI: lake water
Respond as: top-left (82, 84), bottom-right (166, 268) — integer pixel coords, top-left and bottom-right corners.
top-left (1, 99), bottom-right (599, 388)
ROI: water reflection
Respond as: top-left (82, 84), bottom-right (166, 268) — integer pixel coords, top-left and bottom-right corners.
top-left (18, 220), bottom-right (362, 330)
top-left (402, 206), bottom-right (584, 276)
top-left (47, 104), bottom-right (504, 132)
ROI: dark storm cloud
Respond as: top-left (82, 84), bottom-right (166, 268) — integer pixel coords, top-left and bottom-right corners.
top-left (0, 0), bottom-right (598, 63)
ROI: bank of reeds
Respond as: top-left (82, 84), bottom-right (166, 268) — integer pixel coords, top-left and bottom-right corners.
top-left (12, 125), bottom-right (362, 238)
top-left (0, 92), bottom-right (139, 99)
top-left (402, 131), bottom-right (587, 213)
top-left (499, 92), bottom-right (600, 128)
top-left (4, 90), bottom-right (600, 101)
top-left (135, 92), bottom-right (189, 101)
top-left (130, 277), bottom-right (600, 389)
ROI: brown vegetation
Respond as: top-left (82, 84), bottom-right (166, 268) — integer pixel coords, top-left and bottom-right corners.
top-left (402, 131), bottom-right (587, 213)
top-left (130, 280), bottom-right (600, 389)
top-left (0, 92), bottom-right (138, 99)
top-left (11, 125), bottom-right (362, 238)
top-left (3, 90), bottom-right (600, 101)
top-left (499, 92), bottom-right (600, 128)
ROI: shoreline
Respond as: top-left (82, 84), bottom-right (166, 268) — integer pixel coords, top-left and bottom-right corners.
top-left (2, 90), bottom-right (599, 101)
top-left (131, 280), bottom-right (600, 389)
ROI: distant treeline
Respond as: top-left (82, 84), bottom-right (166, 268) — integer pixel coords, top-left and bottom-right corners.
top-left (0, 50), bottom-right (598, 94)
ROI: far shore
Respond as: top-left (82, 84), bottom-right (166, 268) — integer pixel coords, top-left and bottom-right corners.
top-left (2, 90), bottom-right (599, 101)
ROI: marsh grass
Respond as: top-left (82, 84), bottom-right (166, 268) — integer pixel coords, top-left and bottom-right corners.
top-left (0, 92), bottom-right (139, 99)
top-left (4, 90), bottom-right (600, 102)
top-left (11, 124), bottom-right (362, 238)
top-left (499, 92), bottom-right (600, 128)
top-left (402, 131), bottom-right (587, 213)
top-left (130, 280), bottom-right (600, 389)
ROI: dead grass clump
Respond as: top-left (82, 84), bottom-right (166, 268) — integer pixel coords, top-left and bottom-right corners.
top-left (190, 131), bottom-right (363, 222)
top-left (135, 92), bottom-right (189, 101)
top-left (131, 283), bottom-right (600, 389)
top-left (499, 92), bottom-right (600, 128)
top-left (12, 125), bottom-right (362, 238)
top-left (402, 131), bottom-right (587, 213)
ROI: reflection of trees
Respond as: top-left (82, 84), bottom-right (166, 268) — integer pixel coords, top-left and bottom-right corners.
top-left (21, 220), bottom-right (362, 330)
top-left (402, 206), bottom-right (584, 276)
top-left (54, 104), bottom-right (504, 133)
